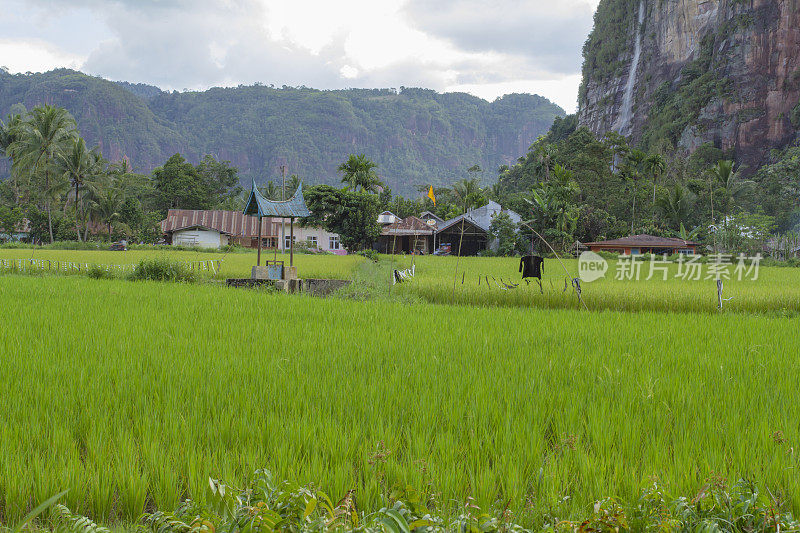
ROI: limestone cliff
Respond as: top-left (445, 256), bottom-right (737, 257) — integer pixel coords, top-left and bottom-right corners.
top-left (579, 0), bottom-right (800, 168)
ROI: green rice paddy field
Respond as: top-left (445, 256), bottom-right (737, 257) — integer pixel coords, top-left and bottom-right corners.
top-left (1, 250), bottom-right (799, 527)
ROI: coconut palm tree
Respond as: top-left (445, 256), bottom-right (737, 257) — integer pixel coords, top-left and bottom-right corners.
top-left (656, 184), bottom-right (695, 231)
top-left (8, 105), bottom-right (76, 243)
top-left (58, 137), bottom-right (96, 241)
top-left (708, 160), bottom-right (752, 221)
top-left (452, 177), bottom-right (484, 211)
top-left (284, 174), bottom-right (302, 197)
top-left (0, 113), bottom-right (24, 202)
top-left (261, 180), bottom-right (280, 200)
top-left (645, 153), bottom-right (666, 211)
top-left (338, 154), bottom-right (383, 193)
top-left (89, 186), bottom-right (123, 241)
top-left (625, 149), bottom-right (647, 234)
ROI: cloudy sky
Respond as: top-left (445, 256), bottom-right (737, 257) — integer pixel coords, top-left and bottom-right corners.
top-left (0, 0), bottom-right (600, 112)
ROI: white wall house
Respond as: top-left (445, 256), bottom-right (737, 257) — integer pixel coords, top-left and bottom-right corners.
top-left (171, 226), bottom-right (231, 248)
top-left (278, 221), bottom-right (347, 255)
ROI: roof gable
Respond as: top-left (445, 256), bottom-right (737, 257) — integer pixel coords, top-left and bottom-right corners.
top-left (438, 202), bottom-right (522, 233)
top-left (244, 180), bottom-right (311, 218)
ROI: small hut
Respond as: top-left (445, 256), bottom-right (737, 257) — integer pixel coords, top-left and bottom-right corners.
top-left (243, 179), bottom-right (310, 279)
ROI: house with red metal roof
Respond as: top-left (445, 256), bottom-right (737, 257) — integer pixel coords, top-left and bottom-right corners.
top-left (584, 234), bottom-right (699, 255)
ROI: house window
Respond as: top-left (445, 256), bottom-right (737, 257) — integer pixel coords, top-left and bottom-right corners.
top-left (307, 236), bottom-right (318, 248)
top-left (284, 235), bottom-right (296, 249)
top-left (262, 237), bottom-right (277, 248)
top-left (329, 236), bottom-right (340, 250)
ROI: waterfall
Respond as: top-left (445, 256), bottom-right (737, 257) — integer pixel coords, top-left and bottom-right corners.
top-left (613, 0), bottom-right (646, 136)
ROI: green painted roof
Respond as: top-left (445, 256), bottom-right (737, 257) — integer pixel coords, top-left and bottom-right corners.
top-left (243, 180), bottom-right (311, 218)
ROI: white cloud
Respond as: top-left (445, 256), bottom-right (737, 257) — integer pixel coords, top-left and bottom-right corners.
top-left (0, 38), bottom-right (85, 73)
top-left (446, 74), bottom-right (585, 113)
top-left (7, 0), bottom-right (601, 111)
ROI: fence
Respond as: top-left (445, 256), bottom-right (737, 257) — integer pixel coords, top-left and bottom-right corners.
top-left (0, 258), bottom-right (223, 276)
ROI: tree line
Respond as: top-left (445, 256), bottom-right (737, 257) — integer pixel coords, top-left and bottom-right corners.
top-left (0, 105), bottom-right (242, 243)
top-left (2, 104), bottom-right (797, 257)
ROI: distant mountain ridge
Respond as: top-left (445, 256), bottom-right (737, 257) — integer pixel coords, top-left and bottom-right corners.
top-left (0, 69), bottom-right (565, 195)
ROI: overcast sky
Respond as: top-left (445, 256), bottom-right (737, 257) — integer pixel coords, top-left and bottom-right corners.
top-left (0, 0), bottom-right (600, 113)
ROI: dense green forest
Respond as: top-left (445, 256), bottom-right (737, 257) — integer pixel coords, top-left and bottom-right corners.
top-left (0, 69), bottom-right (564, 195)
top-left (1, 102), bottom-right (798, 257)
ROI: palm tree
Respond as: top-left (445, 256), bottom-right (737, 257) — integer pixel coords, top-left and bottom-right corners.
top-left (338, 154), bottom-right (383, 193)
top-left (58, 137), bottom-right (95, 241)
top-left (655, 184), bottom-right (695, 231)
top-left (645, 153), bottom-right (666, 211)
top-left (625, 149), bottom-right (647, 234)
top-left (708, 160), bottom-right (751, 220)
top-left (285, 174), bottom-right (301, 197)
top-left (8, 105), bottom-right (76, 243)
top-left (452, 178), bottom-right (484, 211)
top-left (0, 113), bottom-right (24, 202)
top-left (260, 180), bottom-right (280, 200)
top-left (90, 186), bottom-right (123, 240)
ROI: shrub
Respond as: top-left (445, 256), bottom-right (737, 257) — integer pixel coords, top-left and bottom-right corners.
top-left (128, 258), bottom-right (197, 283)
top-left (357, 249), bottom-right (380, 261)
top-left (87, 264), bottom-right (117, 280)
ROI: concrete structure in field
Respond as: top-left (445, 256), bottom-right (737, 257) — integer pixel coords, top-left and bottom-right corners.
top-left (584, 234), bottom-right (699, 255)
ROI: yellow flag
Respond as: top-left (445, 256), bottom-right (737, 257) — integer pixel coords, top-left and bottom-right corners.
top-left (427, 185), bottom-right (436, 206)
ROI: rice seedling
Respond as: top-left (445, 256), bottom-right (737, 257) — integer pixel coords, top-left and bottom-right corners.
top-left (393, 255), bottom-right (800, 314)
top-left (0, 248), bottom-right (364, 280)
top-left (1, 274), bottom-right (799, 528)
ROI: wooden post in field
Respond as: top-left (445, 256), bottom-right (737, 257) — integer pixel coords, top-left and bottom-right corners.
top-left (257, 216), bottom-right (262, 266)
top-left (290, 217), bottom-right (295, 268)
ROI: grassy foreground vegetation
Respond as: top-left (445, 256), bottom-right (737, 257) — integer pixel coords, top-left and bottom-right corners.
top-left (0, 248), bottom-right (363, 280)
top-left (397, 255), bottom-right (800, 315)
top-left (2, 272), bottom-right (800, 529)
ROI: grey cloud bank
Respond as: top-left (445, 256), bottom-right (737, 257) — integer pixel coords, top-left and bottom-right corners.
top-left (3, 0), bottom-right (598, 111)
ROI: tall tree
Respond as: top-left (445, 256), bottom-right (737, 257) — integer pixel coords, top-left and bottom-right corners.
top-left (646, 153), bottom-right (666, 212)
top-left (58, 137), bottom-right (102, 241)
top-left (89, 186), bottom-right (123, 240)
top-left (708, 160), bottom-right (751, 221)
top-left (196, 154), bottom-right (242, 207)
top-left (8, 105), bottom-right (76, 243)
top-left (656, 184), bottom-right (695, 231)
top-left (338, 154), bottom-right (383, 193)
top-left (304, 185), bottom-right (381, 251)
top-left (152, 153), bottom-right (211, 212)
top-left (625, 149), bottom-right (647, 234)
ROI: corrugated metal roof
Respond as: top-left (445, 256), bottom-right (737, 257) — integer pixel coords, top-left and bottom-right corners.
top-left (381, 216), bottom-right (434, 236)
top-left (438, 201), bottom-right (522, 233)
top-left (243, 180), bottom-right (311, 218)
top-left (161, 210), bottom-right (278, 237)
top-left (584, 234), bottom-right (698, 247)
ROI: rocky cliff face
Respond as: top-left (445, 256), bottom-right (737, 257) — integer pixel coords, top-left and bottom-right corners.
top-left (579, 0), bottom-right (800, 168)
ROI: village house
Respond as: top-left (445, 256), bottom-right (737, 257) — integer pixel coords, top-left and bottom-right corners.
top-left (584, 234), bottom-right (699, 255)
top-left (0, 219), bottom-right (30, 242)
top-left (160, 209), bottom-right (345, 253)
top-left (375, 215), bottom-right (435, 254)
top-left (435, 201), bottom-right (522, 256)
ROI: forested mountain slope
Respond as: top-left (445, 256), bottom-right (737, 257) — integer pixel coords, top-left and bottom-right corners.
top-left (0, 69), bottom-right (564, 194)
